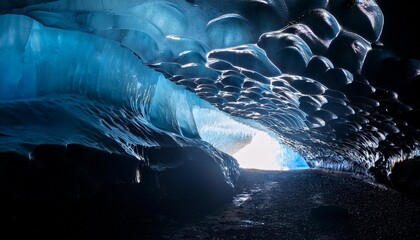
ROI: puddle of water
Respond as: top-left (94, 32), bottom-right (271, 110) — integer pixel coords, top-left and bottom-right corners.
top-left (264, 181), bottom-right (278, 190)
top-left (233, 193), bottom-right (251, 207)
top-left (239, 219), bottom-right (265, 228)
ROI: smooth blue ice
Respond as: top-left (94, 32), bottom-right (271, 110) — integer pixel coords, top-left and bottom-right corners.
top-left (0, 0), bottom-right (418, 180)
top-left (206, 14), bottom-right (254, 49)
top-left (0, 14), bottom-right (239, 181)
top-left (0, 13), bottom-right (307, 175)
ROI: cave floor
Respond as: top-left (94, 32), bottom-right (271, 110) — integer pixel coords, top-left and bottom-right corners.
top-left (4, 169), bottom-right (420, 240)
top-left (145, 169), bottom-right (420, 240)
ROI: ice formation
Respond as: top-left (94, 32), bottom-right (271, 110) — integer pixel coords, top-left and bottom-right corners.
top-left (0, 0), bottom-right (419, 199)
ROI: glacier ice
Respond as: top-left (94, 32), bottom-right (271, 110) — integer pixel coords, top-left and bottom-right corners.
top-left (258, 32), bottom-right (313, 74)
top-left (0, 0), bottom-right (419, 199)
top-left (206, 14), bottom-right (254, 49)
top-left (329, 0), bottom-right (384, 42)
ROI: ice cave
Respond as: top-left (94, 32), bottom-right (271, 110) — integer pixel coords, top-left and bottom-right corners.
top-left (0, 0), bottom-right (419, 239)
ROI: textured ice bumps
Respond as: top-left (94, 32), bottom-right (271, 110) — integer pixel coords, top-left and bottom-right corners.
top-left (0, 0), bottom-right (419, 188)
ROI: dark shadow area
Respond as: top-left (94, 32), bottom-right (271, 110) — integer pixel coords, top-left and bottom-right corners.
top-left (1, 160), bottom-right (420, 239)
top-left (376, 0), bottom-right (420, 59)
top-left (390, 156), bottom-right (420, 198)
top-left (0, 144), bottom-right (236, 239)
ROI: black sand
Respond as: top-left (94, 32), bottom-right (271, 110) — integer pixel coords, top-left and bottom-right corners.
top-left (3, 169), bottom-right (420, 239)
top-left (149, 169), bottom-right (420, 240)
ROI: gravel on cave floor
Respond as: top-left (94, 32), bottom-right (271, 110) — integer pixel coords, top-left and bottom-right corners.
top-left (4, 169), bottom-right (420, 240)
top-left (147, 169), bottom-right (420, 240)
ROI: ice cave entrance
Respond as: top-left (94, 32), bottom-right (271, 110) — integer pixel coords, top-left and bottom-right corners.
top-left (193, 108), bottom-right (309, 170)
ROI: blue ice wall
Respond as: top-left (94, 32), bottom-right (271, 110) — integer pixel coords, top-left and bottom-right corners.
top-left (0, 0), bottom-right (419, 179)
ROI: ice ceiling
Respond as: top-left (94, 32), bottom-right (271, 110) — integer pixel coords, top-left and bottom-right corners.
top-left (0, 0), bottom-right (419, 189)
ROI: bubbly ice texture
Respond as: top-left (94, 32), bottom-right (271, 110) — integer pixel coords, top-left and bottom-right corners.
top-left (0, 0), bottom-right (419, 183)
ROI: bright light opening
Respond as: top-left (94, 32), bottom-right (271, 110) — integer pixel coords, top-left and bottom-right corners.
top-left (233, 131), bottom-right (307, 170)
top-left (193, 107), bottom-right (309, 170)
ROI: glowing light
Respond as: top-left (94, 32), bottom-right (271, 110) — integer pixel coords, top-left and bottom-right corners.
top-left (233, 131), bottom-right (285, 170)
top-left (193, 107), bottom-right (309, 171)
top-left (233, 131), bottom-right (308, 170)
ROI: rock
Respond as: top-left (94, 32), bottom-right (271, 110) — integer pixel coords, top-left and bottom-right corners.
top-left (390, 158), bottom-right (420, 197)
